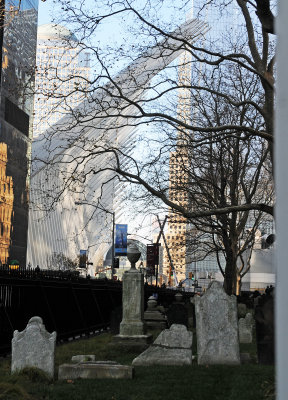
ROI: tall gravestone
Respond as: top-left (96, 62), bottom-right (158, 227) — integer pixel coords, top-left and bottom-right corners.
top-left (11, 316), bottom-right (56, 377)
top-left (239, 313), bottom-right (253, 344)
top-left (120, 267), bottom-right (145, 336)
top-left (114, 243), bottom-right (151, 346)
top-left (195, 281), bottom-right (240, 365)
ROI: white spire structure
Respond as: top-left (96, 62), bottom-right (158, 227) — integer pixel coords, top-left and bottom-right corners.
top-left (27, 18), bottom-right (209, 272)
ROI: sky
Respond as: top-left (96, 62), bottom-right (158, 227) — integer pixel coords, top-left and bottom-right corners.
top-left (37, 0), bottom-right (191, 36)
top-left (38, 0), bottom-right (54, 25)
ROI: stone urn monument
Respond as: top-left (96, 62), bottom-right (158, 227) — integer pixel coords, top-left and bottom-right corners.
top-left (113, 242), bottom-right (152, 346)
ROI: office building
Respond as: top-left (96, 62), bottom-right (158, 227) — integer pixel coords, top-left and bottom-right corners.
top-left (0, 0), bottom-right (38, 266)
top-left (33, 24), bottom-right (90, 137)
top-left (162, 47), bottom-right (193, 286)
top-left (162, 1), bottom-right (243, 285)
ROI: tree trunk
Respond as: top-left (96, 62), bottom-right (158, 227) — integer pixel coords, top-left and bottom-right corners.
top-left (223, 253), bottom-right (238, 295)
top-left (236, 272), bottom-right (242, 296)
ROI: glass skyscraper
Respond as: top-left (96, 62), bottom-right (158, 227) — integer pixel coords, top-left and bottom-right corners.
top-left (0, 0), bottom-right (38, 266)
top-left (33, 24), bottom-right (90, 137)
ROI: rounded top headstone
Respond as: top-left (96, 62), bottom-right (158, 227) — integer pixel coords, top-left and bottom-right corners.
top-left (147, 296), bottom-right (157, 310)
top-left (175, 292), bottom-right (183, 302)
top-left (28, 316), bottom-right (43, 325)
top-left (208, 281), bottom-right (223, 290)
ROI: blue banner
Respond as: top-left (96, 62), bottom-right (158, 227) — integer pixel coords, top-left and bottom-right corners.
top-left (79, 250), bottom-right (87, 268)
top-left (115, 224), bottom-right (128, 256)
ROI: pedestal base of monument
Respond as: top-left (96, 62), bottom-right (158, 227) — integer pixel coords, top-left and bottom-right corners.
top-left (58, 361), bottom-right (134, 380)
top-left (111, 334), bottom-right (153, 349)
top-left (120, 320), bottom-right (145, 335)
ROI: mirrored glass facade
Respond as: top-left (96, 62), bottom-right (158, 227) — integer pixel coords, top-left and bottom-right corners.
top-left (0, 0), bottom-right (38, 266)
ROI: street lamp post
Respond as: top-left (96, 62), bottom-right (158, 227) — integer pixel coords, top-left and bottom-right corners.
top-left (111, 212), bottom-right (115, 278)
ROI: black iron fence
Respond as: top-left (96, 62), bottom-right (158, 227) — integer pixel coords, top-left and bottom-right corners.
top-left (0, 266), bottom-right (82, 280)
top-left (0, 270), bottom-right (122, 355)
top-left (0, 268), bottom-right (194, 356)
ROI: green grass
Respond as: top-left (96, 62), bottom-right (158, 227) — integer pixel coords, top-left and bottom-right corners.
top-left (0, 332), bottom-right (275, 400)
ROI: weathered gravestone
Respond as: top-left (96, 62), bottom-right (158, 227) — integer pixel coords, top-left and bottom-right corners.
top-left (112, 243), bottom-right (151, 347)
top-left (166, 292), bottom-right (188, 327)
top-left (71, 355), bottom-right (96, 363)
top-left (132, 324), bottom-right (193, 366)
top-left (238, 303), bottom-right (247, 318)
top-left (195, 281), bottom-right (240, 365)
top-left (118, 269), bottom-right (145, 336)
top-left (239, 313), bottom-right (253, 344)
top-left (144, 296), bottom-right (167, 330)
top-left (11, 316), bottom-right (56, 377)
top-left (59, 361), bottom-right (134, 380)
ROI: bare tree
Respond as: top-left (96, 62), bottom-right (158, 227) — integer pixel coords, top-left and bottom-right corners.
top-left (183, 57), bottom-right (273, 294)
top-left (185, 134), bottom-right (272, 294)
top-left (30, 0), bottom-right (275, 293)
top-left (46, 252), bottom-right (78, 271)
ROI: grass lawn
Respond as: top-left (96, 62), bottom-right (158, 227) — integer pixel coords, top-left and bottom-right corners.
top-left (0, 332), bottom-right (275, 400)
